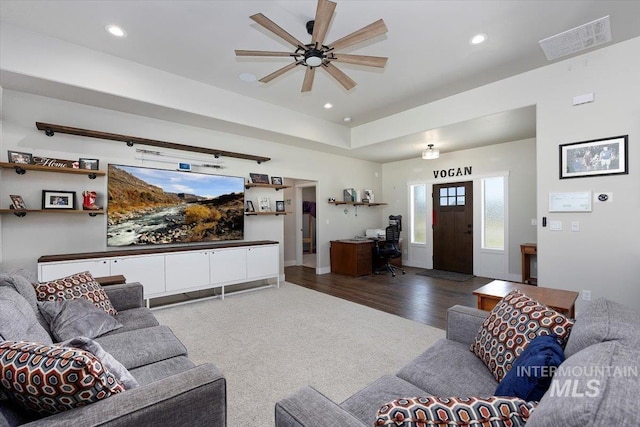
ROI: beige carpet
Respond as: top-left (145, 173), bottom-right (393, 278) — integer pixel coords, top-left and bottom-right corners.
top-left (154, 282), bottom-right (445, 427)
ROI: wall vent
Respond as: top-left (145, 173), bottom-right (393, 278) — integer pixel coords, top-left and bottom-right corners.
top-left (538, 15), bottom-right (611, 61)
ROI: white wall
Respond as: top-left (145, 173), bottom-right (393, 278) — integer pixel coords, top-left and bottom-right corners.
top-left (0, 90), bottom-right (384, 275)
top-left (382, 138), bottom-right (537, 281)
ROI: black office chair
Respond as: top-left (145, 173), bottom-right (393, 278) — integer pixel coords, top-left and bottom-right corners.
top-left (374, 221), bottom-right (406, 277)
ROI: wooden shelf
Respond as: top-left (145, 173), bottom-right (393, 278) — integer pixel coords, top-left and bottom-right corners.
top-left (245, 183), bottom-right (291, 191)
top-left (0, 162), bottom-right (105, 178)
top-left (329, 201), bottom-right (387, 207)
top-left (0, 209), bottom-right (104, 217)
top-left (36, 122), bottom-right (271, 164)
top-left (245, 211), bottom-right (290, 216)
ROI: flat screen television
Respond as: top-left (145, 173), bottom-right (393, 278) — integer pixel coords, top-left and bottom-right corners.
top-left (107, 164), bottom-right (245, 247)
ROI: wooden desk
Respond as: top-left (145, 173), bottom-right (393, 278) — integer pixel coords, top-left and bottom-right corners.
top-left (473, 280), bottom-right (578, 318)
top-left (330, 240), bottom-right (374, 277)
top-left (520, 243), bottom-right (537, 285)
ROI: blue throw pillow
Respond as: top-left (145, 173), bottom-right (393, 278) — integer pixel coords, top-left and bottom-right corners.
top-left (495, 334), bottom-right (565, 401)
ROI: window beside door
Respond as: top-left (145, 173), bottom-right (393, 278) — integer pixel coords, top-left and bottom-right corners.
top-left (410, 184), bottom-right (427, 244)
top-left (482, 176), bottom-right (505, 250)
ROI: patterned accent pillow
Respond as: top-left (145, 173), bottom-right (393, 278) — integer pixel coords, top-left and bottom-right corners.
top-left (0, 340), bottom-right (125, 415)
top-left (33, 271), bottom-right (117, 315)
top-left (470, 289), bottom-right (573, 382)
top-left (374, 396), bottom-right (538, 427)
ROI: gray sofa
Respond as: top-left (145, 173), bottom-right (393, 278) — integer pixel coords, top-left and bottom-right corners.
top-left (276, 298), bottom-right (640, 426)
top-left (0, 275), bottom-right (226, 426)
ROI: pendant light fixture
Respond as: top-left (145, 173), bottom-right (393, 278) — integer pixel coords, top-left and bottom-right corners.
top-left (422, 144), bottom-right (440, 160)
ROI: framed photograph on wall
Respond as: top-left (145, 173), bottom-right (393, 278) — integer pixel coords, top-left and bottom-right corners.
top-left (250, 173), bottom-right (270, 184)
top-left (42, 190), bottom-right (76, 210)
top-left (559, 135), bottom-right (628, 179)
top-left (7, 151), bottom-right (33, 165)
top-left (275, 201), bottom-right (285, 212)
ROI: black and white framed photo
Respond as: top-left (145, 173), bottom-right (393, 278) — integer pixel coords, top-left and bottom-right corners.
top-left (559, 135), bottom-right (628, 179)
top-left (250, 173), bottom-right (270, 184)
top-left (7, 150), bottom-right (33, 165)
top-left (9, 195), bottom-right (27, 210)
top-left (257, 197), bottom-right (271, 212)
top-left (275, 200), bottom-right (285, 212)
top-left (271, 176), bottom-right (283, 186)
top-left (42, 190), bottom-right (76, 210)
top-left (79, 158), bottom-right (100, 170)
top-left (246, 200), bottom-right (255, 212)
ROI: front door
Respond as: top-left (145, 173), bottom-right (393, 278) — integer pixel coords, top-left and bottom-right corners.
top-left (432, 181), bottom-right (473, 274)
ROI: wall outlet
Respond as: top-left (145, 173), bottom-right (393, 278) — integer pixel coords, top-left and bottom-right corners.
top-left (582, 290), bottom-right (591, 301)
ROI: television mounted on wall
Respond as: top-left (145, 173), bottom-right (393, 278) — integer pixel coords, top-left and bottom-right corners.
top-left (107, 164), bottom-right (245, 247)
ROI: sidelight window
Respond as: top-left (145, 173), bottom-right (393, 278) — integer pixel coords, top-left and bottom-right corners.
top-left (410, 184), bottom-right (427, 244)
top-left (482, 176), bottom-right (505, 250)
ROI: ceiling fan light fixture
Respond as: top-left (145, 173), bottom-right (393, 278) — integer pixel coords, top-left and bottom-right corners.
top-left (422, 144), bottom-right (440, 160)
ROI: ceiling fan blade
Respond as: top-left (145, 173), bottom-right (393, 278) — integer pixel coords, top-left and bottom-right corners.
top-left (311, 0), bottom-right (337, 45)
top-left (235, 50), bottom-right (298, 58)
top-left (328, 19), bottom-right (388, 51)
top-left (331, 54), bottom-right (388, 68)
top-left (259, 62), bottom-right (300, 83)
top-left (323, 63), bottom-right (356, 90)
top-left (301, 67), bottom-right (316, 92)
top-left (250, 13), bottom-right (305, 48)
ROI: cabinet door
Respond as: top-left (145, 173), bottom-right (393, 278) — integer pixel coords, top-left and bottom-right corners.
top-left (165, 251), bottom-right (210, 292)
top-left (39, 259), bottom-right (110, 281)
top-left (246, 245), bottom-right (279, 279)
top-left (209, 248), bottom-right (247, 285)
top-left (110, 255), bottom-right (165, 297)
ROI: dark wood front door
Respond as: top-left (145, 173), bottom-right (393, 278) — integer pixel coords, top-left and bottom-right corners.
top-left (432, 181), bottom-right (473, 274)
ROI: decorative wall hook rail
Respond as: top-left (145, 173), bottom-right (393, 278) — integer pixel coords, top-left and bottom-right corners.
top-left (36, 122), bottom-right (271, 164)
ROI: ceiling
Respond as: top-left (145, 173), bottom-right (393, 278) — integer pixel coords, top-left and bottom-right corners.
top-left (1, 1), bottom-right (640, 163)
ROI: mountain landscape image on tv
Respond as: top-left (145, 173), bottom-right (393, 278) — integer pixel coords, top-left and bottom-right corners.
top-left (107, 164), bottom-right (245, 247)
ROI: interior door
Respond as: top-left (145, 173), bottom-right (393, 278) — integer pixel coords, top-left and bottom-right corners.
top-left (432, 181), bottom-right (473, 274)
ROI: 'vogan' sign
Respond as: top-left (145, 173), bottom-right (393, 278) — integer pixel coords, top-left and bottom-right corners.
top-left (433, 166), bottom-right (472, 179)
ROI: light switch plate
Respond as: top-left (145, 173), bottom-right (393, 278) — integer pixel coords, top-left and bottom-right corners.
top-left (550, 220), bottom-right (562, 231)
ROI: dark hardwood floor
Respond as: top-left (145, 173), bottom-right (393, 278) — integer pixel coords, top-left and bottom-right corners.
top-left (284, 265), bottom-right (493, 330)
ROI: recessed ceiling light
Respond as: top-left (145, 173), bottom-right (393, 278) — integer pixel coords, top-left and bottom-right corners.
top-left (105, 25), bottom-right (127, 38)
top-left (238, 72), bottom-right (257, 83)
top-left (343, 117), bottom-right (352, 123)
top-left (470, 33), bottom-right (487, 45)
top-left (324, 103), bottom-right (333, 109)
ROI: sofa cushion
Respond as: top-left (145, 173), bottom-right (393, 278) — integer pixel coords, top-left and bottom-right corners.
top-left (340, 374), bottom-right (427, 425)
top-left (108, 307), bottom-right (160, 335)
top-left (128, 356), bottom-right (195, 386)
top-left (397, 338), bottom-right (498, 397)
top-left (0, 340), bottom-right (125, 415)
top-left (495, 334), bottom-right (565, 401)
top-left (95, 325), bottom-right (188, 370)
top-left (0, 287), bottom-right (52, 345)
top-left (564, 298), bottom-right (640, 358)
top-left (33, 271), bottom-right (117, 316)
top-left (59, 337), bottom-right (138, 390)
top-left (0, 271), bottom-right (48, 330)
top-left (38, 299), bottom-right (123, 342)
top-left (374, 396), bottom-right (538, 427)
top-left (526, 340), bottom-right (640, 427)
top-left (470, 289), bottom-right (573, 382)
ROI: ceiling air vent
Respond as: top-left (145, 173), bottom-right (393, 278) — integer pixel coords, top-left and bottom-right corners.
top-left (538, 15), bottom-right (612, 61)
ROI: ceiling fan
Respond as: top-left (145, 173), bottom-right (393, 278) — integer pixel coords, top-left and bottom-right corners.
top-left (235, 0), bottom-right (388, 92)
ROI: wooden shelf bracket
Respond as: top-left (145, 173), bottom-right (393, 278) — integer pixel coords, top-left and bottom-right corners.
top-left (36, 122), bottom-right (271, 164)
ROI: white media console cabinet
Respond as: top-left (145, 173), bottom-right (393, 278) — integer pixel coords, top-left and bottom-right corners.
top-left (38, 240), bottom-right (280, 306)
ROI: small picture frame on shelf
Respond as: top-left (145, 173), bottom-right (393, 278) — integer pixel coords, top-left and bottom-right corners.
top-left (42, 190), bottom-right (76, 210)
top-left (79, 158), bottom-right (100, 170)
top-left (7, 151), bottom-right (33, 165)
top-left (271, 176), bottom-right (283, 186)
top-left (257, 197), bottom-right (271, 212)
top-left (250, 173), bottom-right (270, 184)
top-left (9, 195), bottom-right (27, 210)
top-left (275, 201), bottom-right (285, 212)
top-left (246, 200), bottom-right (255, 212)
